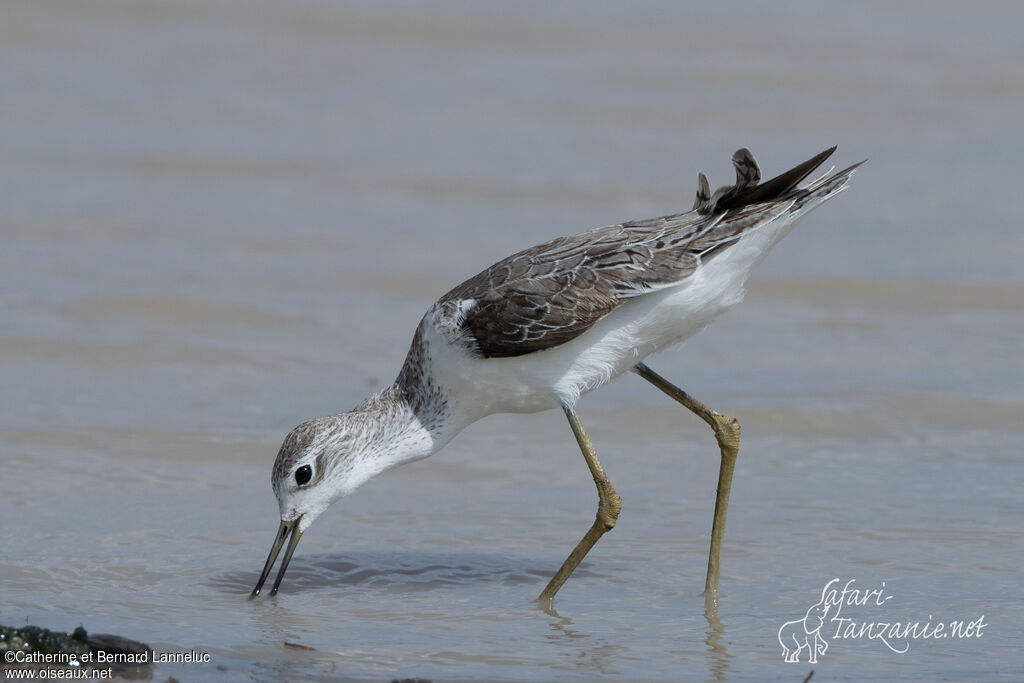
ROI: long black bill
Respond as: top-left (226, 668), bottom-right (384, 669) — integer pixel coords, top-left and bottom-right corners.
top-left (250, 519), bottom-right (304, 599)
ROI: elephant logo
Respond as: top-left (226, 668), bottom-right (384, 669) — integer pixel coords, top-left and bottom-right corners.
top-left (778, 588), bottom-right (830, 663)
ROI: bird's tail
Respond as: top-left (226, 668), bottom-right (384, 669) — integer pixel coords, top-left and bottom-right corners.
top-left (694, 147), bottom-right (865, 215)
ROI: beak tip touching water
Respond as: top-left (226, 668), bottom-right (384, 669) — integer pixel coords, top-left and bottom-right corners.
top-left (250, 518), bottom-right (304, 599)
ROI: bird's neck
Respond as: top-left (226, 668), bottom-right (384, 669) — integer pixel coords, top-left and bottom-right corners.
top-left (348, 368), bottom-right (462, 476)
top-left (346, 318), bottom-right (474, 479)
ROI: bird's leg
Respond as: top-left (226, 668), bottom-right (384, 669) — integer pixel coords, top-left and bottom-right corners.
top-left (538, 404), bottom-right (622, 603)
top-left (631, 361), bottom-right (740, 599)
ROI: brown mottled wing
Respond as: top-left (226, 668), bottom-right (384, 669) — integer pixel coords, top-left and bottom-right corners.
top-left (439, 217), bottom-right (698, 357)
top-left (438, 147), bottom-right (841, 358)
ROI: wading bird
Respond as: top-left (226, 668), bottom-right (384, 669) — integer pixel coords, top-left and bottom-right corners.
top-left (251, 147), bottom-right (861, 602)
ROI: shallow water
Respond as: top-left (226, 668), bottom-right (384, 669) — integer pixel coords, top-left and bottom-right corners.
top-left (2, 1), bottom-right (1022, 681)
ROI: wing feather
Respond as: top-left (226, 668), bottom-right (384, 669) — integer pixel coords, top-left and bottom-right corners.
top-left (437, 147), bottom-right (847, 358)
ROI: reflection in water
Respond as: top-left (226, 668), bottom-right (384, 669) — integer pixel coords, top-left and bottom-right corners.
top-left (538, 601), bottom-right (621, 677)
top-left (213, 550), bottom-right (552, 595)
top-left (703, 592), bottom-right (732, 681)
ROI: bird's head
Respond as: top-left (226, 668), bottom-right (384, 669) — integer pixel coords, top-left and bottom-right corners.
top-left (249, 400), bottom-right (436, 599)
top-left (271, 417), bottom-right (352, 530)
top-left (249, 415), bottom-right (377, 598)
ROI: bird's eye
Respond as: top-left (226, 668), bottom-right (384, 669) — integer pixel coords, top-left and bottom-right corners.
top-left (295, 464), bottom-right (312, 486)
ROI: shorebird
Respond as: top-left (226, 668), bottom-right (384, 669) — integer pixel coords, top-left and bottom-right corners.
top-left (251, 146), bottom-right (861, 602)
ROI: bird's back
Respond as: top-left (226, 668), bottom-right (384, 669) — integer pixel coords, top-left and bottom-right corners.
top-left (415, 148), bottom-right (861, 416)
